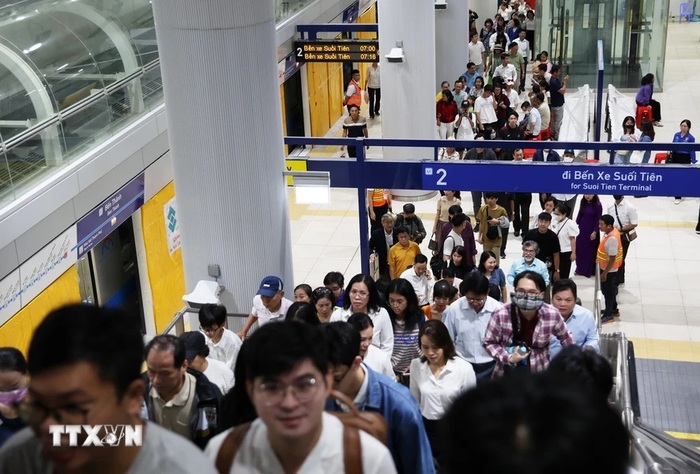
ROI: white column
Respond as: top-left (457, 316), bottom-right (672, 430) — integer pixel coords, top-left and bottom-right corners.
top-left (436, 0), bottom-right (470, 90)
top-left (151, 0), bottom-right (293, 317)
top-left (379, 0), bottom-right (437, 200)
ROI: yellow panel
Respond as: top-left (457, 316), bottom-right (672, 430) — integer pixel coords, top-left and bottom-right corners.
top-left (357, 4), bottom-right (378, 40)
top-left (280, 84), bottom-right (289, 155)
top-left (0, 266), bottom-right (80, 356)
top-left (140, 182), bottom-right (186, 332)
top-left (285, 159), bottom-right (308, 186)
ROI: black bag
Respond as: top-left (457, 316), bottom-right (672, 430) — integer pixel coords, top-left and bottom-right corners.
top-left (430, 254), bottom-right (444, 279)
top-left (485, 215), bottom-right (500, 240)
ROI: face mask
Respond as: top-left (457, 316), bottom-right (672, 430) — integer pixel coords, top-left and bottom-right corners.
top-left (552, 214), bottom-right (561, 223)
top-left (511, 292), bottom-right (545, 311)
top-left (0, 387), bottom-right (27, 406)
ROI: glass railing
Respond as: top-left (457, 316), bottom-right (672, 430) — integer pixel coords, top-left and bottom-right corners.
top-left (0, 0), bottom-right (161, 208)
top-left (275, 0), bottom-right (317, 23)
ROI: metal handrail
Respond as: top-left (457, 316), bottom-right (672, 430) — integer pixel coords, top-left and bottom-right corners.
top-left (160, 306), bottom-right (187, 336)
top-left (632, 438), bottom-right (663, 474)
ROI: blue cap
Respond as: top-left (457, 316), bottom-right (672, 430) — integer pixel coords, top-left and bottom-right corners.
top-left (564, 148), bottom-right (575, 155)
top-left (257, 276), bottom-right (284, 297)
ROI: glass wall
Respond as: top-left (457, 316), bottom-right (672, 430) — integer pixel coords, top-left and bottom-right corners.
top-left (536, 0), bottom-right (669, 89)
top-left (0, 0), bottom-right (160, 206)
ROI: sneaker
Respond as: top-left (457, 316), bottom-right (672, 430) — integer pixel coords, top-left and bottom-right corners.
top-left (514, 230), bottom-right (520, 237)
top-left (653, 121), bottom-right (663, 127)
top-left (601, 314), bottom-right (615, 324)
top-left (375, 112), bottom-right (380, 116)
top-left (500, 253), bottom-right (506, 259)
top-left (696, 226), bottom-right (700, 234)
top-left (674, 199), bottom-right (681, 205)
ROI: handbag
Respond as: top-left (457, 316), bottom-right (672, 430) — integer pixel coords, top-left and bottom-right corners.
top-left (428, 233), bottom-right (438, 251)
top-left (613, 204), bottom-right (638, 242)
top-left (485, 215), bottom-right (500, 240)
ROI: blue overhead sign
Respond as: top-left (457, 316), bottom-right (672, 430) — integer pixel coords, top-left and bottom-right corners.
top-left (75, 173), bottom-right (145, 258)
top-left (422, 162), bottom-right (699, 197)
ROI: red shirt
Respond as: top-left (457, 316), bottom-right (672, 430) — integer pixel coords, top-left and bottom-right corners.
top-left (518, 313), bottom-right (539, 347)
top-left (436, 100), bottom-right (458, 124)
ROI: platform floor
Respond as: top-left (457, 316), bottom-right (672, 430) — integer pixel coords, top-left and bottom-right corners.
top-left (288, 22), bottom-right (700, 442)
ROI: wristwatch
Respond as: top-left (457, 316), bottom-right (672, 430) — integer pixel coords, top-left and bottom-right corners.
top-left (555, 269), bottom-right (560, 272)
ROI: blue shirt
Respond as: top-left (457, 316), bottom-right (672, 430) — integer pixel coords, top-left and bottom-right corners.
top-left (462, 71), bottom-right (478, 90)
top-left (672, 131), bottom-right (696, 163)
top-left (507, 257), bottom-right (549, 286)
top-left (327, 367), bottom-right (435, 474)
top-left (549, 304), bottom-right (600, 358)
top-left (442, 296), bottom-right (502, 363)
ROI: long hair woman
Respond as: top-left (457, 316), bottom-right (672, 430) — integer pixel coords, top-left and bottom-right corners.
top-left (385, 278), bottom-right (426, 384)
top-left (331, 274), bottom-right (394, 354)
top-left (574, 195), bottom-right (602, 278)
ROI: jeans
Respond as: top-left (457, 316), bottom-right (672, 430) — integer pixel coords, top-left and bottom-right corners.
top-left (368, 87), bottom-right (381, 117)
top-left (601, 271), bottom-right (618, 317)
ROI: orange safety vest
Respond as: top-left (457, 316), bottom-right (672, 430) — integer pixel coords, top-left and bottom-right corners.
top-left (371, 189), bottom-right (388, 207)
top-left (346, 79), bottom-right (362, 107)
top-left (596, 228), bottom-right (623, 270)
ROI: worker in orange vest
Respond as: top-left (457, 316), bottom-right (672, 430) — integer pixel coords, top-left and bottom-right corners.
top-left (343, 69), bottom-right (363, 114)
top-left (597, 215), bottom-right (623, 324)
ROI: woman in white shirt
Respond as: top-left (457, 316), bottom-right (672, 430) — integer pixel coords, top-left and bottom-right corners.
top-left (331, 274), bottom-right (394, 354)
top-left (410, 320), bottom-right (476, 466)
top-left (552, 202), bottom-right (580, 279)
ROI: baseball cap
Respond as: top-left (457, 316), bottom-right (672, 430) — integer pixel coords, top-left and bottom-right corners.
top-left (564, 148), bottom-right (575, 155)
top-left (258, 275), bottom-right (284, 297)
top-left (180, 331), bottom-right (206, 361)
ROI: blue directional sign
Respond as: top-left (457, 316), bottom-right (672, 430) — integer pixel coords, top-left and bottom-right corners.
top-left (421, 162), bottom-right (700, 197)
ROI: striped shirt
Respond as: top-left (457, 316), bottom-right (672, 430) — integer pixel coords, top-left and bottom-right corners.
top-left (391, 319), bottom-right (422, 375)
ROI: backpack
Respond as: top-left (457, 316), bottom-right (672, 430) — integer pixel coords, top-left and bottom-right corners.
top-left (215, 390), bottom-right (387, 474)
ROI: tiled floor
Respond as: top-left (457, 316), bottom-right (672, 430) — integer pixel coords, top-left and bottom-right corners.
top-left (290, 22), bottom-right (700, 363)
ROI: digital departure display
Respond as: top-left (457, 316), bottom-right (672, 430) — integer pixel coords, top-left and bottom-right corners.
top-left (294, 40), bottom-right (379, 62)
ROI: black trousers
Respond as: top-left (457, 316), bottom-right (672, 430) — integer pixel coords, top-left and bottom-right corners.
top-left (601, 271), bottom-right (618, 317)
top-left (560, 251), bottom-right (573, 279)
top-left (670, 152), bottom-right (691, 199)
top-left (619, 236), bottom-right (630, 284)
top-left (368, 87), bottom-right (381, 116)
top-left (513, 193), bottom-right (532, 234)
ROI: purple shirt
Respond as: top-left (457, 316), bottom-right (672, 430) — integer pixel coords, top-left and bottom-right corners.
top-left (635, 83), bottom-right (653, 105)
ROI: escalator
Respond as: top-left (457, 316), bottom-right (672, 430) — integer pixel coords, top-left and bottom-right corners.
top-left (600, 332), bottom-right (700, 472)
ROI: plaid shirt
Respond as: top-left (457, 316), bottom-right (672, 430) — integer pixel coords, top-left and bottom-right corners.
top-left (484, 302), bottom-right (573, 378)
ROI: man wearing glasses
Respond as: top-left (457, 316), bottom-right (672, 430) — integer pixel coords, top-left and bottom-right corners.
top-left (0, 304), bottom-right (216, 473)
top-left (205, 321), bottom-right (396, 473)
top-left (198, 303), bottom-right (242, 373)
top-left (507, 240), bottom-right (550, 287)
top-left (442, 273), bottom-right (503, 383)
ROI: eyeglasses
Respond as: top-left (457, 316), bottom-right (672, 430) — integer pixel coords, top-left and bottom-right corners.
top-left (256, 376), bottom-right (319, 407)
top-left (199, 325), bottom-right (220, 335)
top-left (514, 290), bottom-right (543, 298)
top-left (20, 399), bottom-right (90, 425)
top-left (467, 297), bottom-right (486, 303)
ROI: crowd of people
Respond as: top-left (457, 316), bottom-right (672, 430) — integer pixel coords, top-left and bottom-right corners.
top-left (0, 271), bottom-right (627, 473)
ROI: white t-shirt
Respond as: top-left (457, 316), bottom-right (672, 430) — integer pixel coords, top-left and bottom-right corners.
top-left (204, 358), bottom-right (235, 395)
top-left (364, 344), bottom-right (396, 378)
top-left (493, 64), bottom-right (517, 84)
top-left (467, 41), bottom-right (485, 66)
top-left (506, 89), bottom-right (520, 110)
top-left (409, 356), bottom-right (476, 420)
top-left (442, 230), bottom-right (464, 258)
top-left (331, 306), bottom-right (394, 355)
top-left (553, 217), bottom-right (580, 253)
top-left (527, 106), bottom-right (542, 136)
top-left (0, 422), bottom-right (217, 473)
top-left (475, 95), bottom-right (497, 124)
top-left (204, 412), bottom-right (396, 474)
top-left (251, 295), bottom-right (293, 326)
top-left (400, 267), bottom-right (433, 306)
top-left (203, 328), bottom-right (242, 373)
top-left (455, 113), bottom-right (476, 141)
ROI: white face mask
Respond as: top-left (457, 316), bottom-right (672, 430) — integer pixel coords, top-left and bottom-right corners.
top-left (552, 214), bottom-right (562, 223)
